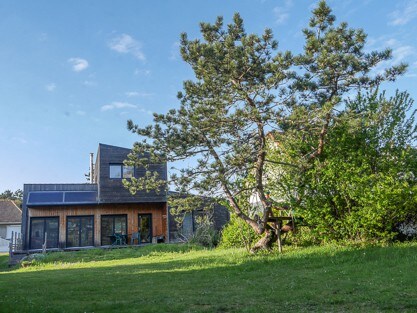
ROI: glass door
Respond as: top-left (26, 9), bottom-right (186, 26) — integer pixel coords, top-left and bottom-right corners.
top-left (100, 215), bottom-right (127, 245)
top-left (138, 214), bottom-right (152, 243)
top-left (66, 216), bottom-right (94, 247)
top-left (30, 217), bottom-right (59, 249)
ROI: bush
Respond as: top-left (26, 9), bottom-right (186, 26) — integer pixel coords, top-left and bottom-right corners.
top-left (188, 226), bottom-right (220, 248)
top-left (219, 216), bottom-right (261, 251)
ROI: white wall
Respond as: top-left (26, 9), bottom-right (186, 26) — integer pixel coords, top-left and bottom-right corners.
top-left (6, 225), bottom-right (21, 240)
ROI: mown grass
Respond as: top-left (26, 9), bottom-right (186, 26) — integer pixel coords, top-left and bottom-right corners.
top-left (0, 243), bottom-right (416, 312)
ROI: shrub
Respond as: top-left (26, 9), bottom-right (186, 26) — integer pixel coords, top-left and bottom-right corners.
top-left (219, 216), bottom-right (262, 251)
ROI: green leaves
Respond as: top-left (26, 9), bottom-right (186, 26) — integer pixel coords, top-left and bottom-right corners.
top-left (125, 1), bottom-right (412, 246)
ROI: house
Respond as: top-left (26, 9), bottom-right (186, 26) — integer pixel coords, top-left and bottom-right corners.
top-left (0, 200), bottom-right (22, 252)
top-left (21, 144), bottom-right (167, 250)
top-left (21, 143), bottom-right (229, 250)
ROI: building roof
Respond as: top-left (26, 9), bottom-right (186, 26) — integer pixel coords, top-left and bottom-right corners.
top-left (0, 200), bottom-right (22, 224)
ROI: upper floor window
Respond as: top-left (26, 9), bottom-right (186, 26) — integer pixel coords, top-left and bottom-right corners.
top-left (110, 164), bottom-right (134, 179)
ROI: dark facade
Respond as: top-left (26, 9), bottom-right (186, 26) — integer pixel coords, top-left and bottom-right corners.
top-left (168, 203), bottom-right (230, 242)
top-left (96, 144), bottom-right (167, 203)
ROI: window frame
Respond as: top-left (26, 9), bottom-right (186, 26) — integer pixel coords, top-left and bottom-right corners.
top-left (109, 164), bottom-right (135, 179)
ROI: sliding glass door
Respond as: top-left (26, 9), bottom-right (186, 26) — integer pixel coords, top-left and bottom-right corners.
top-left (30, 217), bottom-right (59, 249)
top-left (66, 216), bottom-right (94, 247)
top-left (101, 215), bottom-right (127, 245)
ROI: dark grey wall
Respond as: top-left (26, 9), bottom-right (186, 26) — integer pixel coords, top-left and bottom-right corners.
top-left (97, 144), bottom-right (167, 203)
top-left (168, 202), bottom-right (230, 242)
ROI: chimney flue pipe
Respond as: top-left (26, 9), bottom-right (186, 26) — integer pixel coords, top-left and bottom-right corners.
top-left (89, 153), bottom-right (94, 184)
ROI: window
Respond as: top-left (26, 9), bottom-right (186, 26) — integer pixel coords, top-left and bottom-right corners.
top-left (109, 164), bottom-right (134, 179)
top-left (101, 215), bottom-right (127, 245)
top-left (66, 216), bottom-right (94, 247)
top-left (30, 217), bottom-right (59, 249)
top-left (123, 166), bottom-right (134, 178)
top-left (138, 214), bottom-right (153, 243)
top-left (110, 164), bottom-right (122, 178)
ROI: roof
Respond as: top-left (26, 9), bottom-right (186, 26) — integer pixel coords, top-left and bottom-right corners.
top-left (0, 200), bottom-right (22, 224)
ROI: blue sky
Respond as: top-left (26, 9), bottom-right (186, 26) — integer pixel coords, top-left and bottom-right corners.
top-left (1, 0), bottom-right (417, 191)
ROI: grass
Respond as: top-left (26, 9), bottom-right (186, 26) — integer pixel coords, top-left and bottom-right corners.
top-left (0, 243), bottom-right (417, 312)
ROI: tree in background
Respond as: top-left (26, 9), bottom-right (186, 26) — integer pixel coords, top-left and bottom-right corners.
top-left (0, 189), bottom-right (22, 201)
top-left (0, 189), bottom-right (23, 207)
top-left (125, 1), bottom-right (406, 251)
top-left (280, 90), bottom-right (417, 242)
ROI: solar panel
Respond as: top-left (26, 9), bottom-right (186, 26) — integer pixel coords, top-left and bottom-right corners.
top-left (64, 191), bottom-right (97, 203)
top-left (28, 192), bottom-right (64, 204)
top-left (27, 191), bottom-right (98, 205)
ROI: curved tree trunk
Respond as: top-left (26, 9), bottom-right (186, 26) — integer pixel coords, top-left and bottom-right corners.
top-left (250, 228), bottom-right (277, 253)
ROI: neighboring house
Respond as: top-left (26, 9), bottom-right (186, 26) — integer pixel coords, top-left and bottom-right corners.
top-left (168, 202), bottom-right (230, 242)
top-left (0, 200), bottom-right (22, 252)
top-left (21, 143), bottom-right (229, 250)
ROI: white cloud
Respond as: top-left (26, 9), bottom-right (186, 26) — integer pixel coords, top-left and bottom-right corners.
top-left (83, 80), bottom-right (97, 87)
top-left (38, 33), bottom-right (48, 42)
top-left (45, 83), bottom-right (56, 92)
top-left (139, 108), bottom-right (153, 115)
top-left (391, 45), bottom-right (414, 64)
top-left (101, 101), bottom-right (137, 111)
top-left (68, 58), bottom-right (89, 72)
top-left (108, 34), bottom-right (145, 61)
top-left (11, 137), bottom-right (27, 144)
top-left (384, 38), bottom-right (399, 47)
top-left (125, 91), bottom-right (154, 97)
top-left (169, 41), bottom-right (181, 60)
top-left (273, 0), bottom-right (293, 24)
top-left (389, 0), bottom-right (417, 26)
top-left (76, 110), bottom-right (86, 116)
top-left (134, 68), bottom-right (151, 76)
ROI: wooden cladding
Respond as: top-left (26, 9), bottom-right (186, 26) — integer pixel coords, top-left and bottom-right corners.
top-left (27, 203), bottom-right (167, 248)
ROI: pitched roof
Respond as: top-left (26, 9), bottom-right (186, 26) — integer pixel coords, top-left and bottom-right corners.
top-left (0, 200), bottom-right (22, 224)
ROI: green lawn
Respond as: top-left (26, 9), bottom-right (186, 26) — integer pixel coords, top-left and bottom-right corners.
top-left (0, 243), bottom-right (416, 312)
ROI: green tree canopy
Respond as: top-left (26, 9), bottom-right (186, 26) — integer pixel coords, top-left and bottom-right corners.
top-left (125, 1), bottom-right (407, 251)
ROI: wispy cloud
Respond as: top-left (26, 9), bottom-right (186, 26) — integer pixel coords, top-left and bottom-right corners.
top-left (101, 101), bottom-right (137, 111)
top-left (45, 83), bottom-right (56, 92)
top-left (83, 80), bottom-right (97, 87)
top-left (391, 45), bottom-right (414, 64)
top-left (273, 0), bottom-right (293, 24)
top-left (76, 110), bottom-right (86, 116)
top-left (388, 0), bottom-right (417, 26)
top-left (169, 41), bottom-right (181, 60)
top-left (108, 34), bottom-right (145, 61)
top-left (68, 58), bottom-right (89, 72)
top-left (134, 68), bottom-right (151, 76)
top-left (11, 137), bottom-right (28, 144)
top-left (38, 33), bottom-right (48, 42)
top-left (125, 91), bottom-right (154, 97)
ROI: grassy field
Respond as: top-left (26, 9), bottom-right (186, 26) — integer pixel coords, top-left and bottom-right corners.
top-left (0, 243), bottom-right (416, 312)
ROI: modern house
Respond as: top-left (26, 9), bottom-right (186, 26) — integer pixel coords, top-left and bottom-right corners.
top-left (21, 144), bottom-right (167, 250)
top-left (0, 200), bottom-right (22, 252)
top-left (21, 143), bottom-right (229, 250)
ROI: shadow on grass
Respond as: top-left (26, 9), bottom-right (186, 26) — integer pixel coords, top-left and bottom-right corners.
top-left (0, 244), bottom-right (417, 312)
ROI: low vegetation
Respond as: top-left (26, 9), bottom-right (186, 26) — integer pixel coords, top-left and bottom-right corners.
top-left (1, 243), bottom-right (417, 312)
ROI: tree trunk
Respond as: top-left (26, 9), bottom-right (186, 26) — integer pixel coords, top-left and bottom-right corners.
top-left (250, 228), bottom-right (277, 253)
